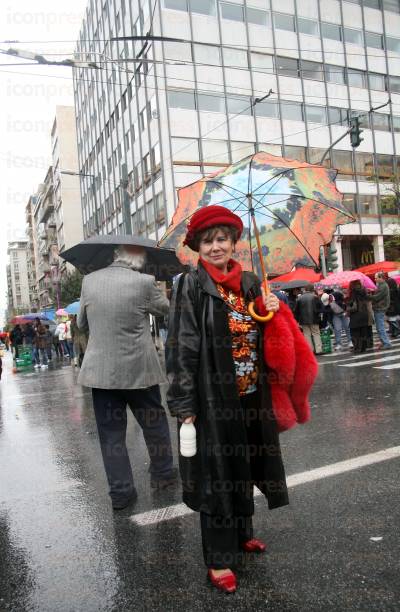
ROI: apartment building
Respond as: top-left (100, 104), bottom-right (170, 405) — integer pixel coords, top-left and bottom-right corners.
top-left (25, 195), bottom-right (39, 309)
top-left (6, 240), bottom-right (31, 315)
top-left (73, 0), bottom-right (400, 271)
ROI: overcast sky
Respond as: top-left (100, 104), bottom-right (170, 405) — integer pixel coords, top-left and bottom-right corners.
top-left (0, 0), bottom-right (86, 326)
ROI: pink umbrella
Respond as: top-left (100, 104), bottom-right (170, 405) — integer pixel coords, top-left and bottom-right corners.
top-left (56, 308), bottom-right (68, 317)
top-left (318, 270), bottom-right (376, 290)
top-left (391, 274), bottom-right (400, 285)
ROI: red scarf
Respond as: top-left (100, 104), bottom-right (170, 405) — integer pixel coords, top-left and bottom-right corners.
top-left (199, 257), bottom-right (242, 294)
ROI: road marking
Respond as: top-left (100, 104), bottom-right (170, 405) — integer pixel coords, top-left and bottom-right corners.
top-left (320, 346), bottom-right (400, 366)
top-left (129, 446), bottom-right (400, 527)
top-left (340, 354), bottom-right (400, 367)
top-left (375, 363), bottom-right (400, 370)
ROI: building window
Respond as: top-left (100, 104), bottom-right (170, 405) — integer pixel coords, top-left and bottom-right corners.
top-left (383, 0), bottom-right (400, 11)
top-left (194, 44), bottom-right (221, 66)
top-left (355, 152), bottom-right (374, 177)
top-left (226, 95), bottom-right (252, 115)
top-left (167, 89), bottom-right (196, 109)
top-left (276, 56), bottom-right (299, 78)
top-left (301, 60), bottom-right (324, 81)
top-left (246, 7), bottom-right (269, 26)
top-left (274, 12), bottom-right (295, 32)
top-left (369, 72), bottom-right (386, 91)
top-left (308, 148), bottom-right (330, 166)
top-left (285, 145), bottom-right (307, 161)
top-left (255, 100), bottom-right (279, 118)
top-left (386, 36), bottom-right (400, 52)
top-left (342, 194), bottom-right (357, 216)
top-left (325, 64), bottom-right (346, 85)
top-left (223, 47), bottom-right (248, 68)
top-left (202, 139), bottom-right (230, 163)
top-left (328, 107), bottom-right (348, 126)
top-left (376, 154), bottom-right (394, 179)
top-left (364, 0), bottom-right (381, 8)
top-left (365, 31), bottom-right (384, 50)
top-left (389, 76), bottom-right (400, 92)
top-left (164, 0), bottom-right (187, 10)
top-left (297, 17), bottom-right (319, 36)
top-left (281, 101), bottom-right (303, 121)
top-left (347, 68), bottom-right (366, 88)
top-left (198, 92), bottom-right (225, 113)
top-left (305, 105), bottom-right (327, 124)
top-left (125, 131), bottom-right (130, 151)
top-left (155, 193), bottom-right (166, 226)
top-left (146, 200), bottom-right (155, 231)
top-left (321, 22), bottom-right (342, 41)
top-left (250, 52), bottom-right (273, 74)
top-left (189, 0), bottom-right (216, 15)
top-left (220, 2), bottom-right (244, 21)
top-left (332, 150), bottom-right (354, 178)
top-left (171, 137), bottom-right (199, 162)
top-left (372, 113), bottom-right (390, 131)
top-left (343, 28), bottom-right (363, 45)
top-left (358, 195), bottom-right (378, 219)
top-left (392, 116), bottom-right (400, 132)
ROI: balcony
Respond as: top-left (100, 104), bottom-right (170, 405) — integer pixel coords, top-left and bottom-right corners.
top-left (39, 198), bottom-right (55, 223)
top-left (47, 215), bottom-right (57, 228)
top-left (38, 260), bottom-right (50, 274)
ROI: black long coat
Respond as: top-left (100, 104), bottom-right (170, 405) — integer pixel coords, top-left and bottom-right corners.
top-left (166, 264), bottom-right (289, 517)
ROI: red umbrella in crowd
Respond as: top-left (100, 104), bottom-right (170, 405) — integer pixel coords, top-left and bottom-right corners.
top-left (271, 267), bottom-right (322, 285)
top-left (356, 261), bottom-right (400, 277)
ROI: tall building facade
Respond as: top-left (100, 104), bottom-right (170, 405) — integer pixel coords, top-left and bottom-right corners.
top-left (6, 240), bottom-right (31, 315)
top-left (51, 106), bottom-right (84, 269)
top-left (25, 195), bottom-right (39, 309)
top-left (73, 0), bottom-right (400, 270)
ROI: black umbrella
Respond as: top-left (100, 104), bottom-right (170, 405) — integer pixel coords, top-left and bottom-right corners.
top-left (59, 235), bottom-right (186, 281)
top-left (270, 279), bottom-right (314, 290)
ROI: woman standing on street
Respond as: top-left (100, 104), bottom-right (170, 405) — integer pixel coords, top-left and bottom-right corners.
top-left (386, 277), bottom-right (400, 338)
top-left (166, 206), bottom-right (317, 593)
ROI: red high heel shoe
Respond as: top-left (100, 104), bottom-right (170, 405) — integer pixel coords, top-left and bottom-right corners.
top-left (241, 538), bottom-right (267, 553)
top-left (207, 569), bottom-right (237, 593)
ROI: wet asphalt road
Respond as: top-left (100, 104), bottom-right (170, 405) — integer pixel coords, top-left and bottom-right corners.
top-left (0, 342), bottom-right (399, 612)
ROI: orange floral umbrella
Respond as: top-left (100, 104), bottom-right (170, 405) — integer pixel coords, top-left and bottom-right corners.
top-left (159, 152), bottom-right (354, 277)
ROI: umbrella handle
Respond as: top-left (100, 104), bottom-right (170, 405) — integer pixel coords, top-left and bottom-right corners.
top-left (248, 279), bottom-right (275, 323)
top-left (248, 301), bottom-right (274, 323)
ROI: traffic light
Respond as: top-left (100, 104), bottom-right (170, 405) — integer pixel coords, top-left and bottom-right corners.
top-left (350, 116), bottom-right (363, 148)
top-left (326, 244), bottom-right (339, 272)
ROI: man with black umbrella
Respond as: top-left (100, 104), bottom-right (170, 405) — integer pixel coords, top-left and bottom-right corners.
top-left (77, 244), bottom-right (176, 510)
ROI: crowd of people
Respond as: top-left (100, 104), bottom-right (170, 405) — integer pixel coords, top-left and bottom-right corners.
top-left (285, 271), bottom-right (400, 355)
top-left (7, 315), bottom-right (87, 369)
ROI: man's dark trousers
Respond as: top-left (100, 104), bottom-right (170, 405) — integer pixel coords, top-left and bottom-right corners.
top-left (92, 385), bottom-right (173, 503)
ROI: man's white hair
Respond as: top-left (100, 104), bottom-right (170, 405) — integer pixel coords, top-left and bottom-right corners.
top-left (113, 245), bottom-right (147, 270)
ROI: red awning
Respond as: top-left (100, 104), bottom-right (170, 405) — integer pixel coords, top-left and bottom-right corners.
top-left (356, 261), bottom-right (400, 276)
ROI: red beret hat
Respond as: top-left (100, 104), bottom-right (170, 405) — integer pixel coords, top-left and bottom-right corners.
top-left (183, 205), bottom-right (243, 251)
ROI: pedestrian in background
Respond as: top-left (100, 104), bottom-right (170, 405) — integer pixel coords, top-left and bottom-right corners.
top-left (55, 320), bottom-right (68, 357)
top-left (386, 277), bottom-right (400, 338)
top-left (52, 328), bottom-right (63, 359)
top-left (77, 244), bottom-right (176, 510)
top-left (44, 325), bottom-right (53, 362)
top-left (65, 316), bottom-right (75, 361)
top-left (71, 314), bottom-right (87, 367)
top-left (346, 280), bottom-right (370, 353)
top-left (166, 207), bottom-right (317, 593)
top-left (9, 324), bottom-right (23, 359)
top-left (370, 272), bottom-right (391, 349)
top-left (330, 290), bottom-right (353, 351)
top-left (295, 284), bottom-right (323, 354)
top-left (32, 318), bottom-right (48, 369)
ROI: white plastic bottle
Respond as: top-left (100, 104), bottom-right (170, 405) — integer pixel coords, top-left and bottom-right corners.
top-left (180, 422), bottom-right (197, 457)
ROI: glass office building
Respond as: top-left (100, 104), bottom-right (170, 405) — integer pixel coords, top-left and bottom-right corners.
top-left (73, 0), bottom-right (400, 270)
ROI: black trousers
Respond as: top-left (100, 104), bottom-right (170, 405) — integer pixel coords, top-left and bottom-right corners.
top-left (200, 511), bottom-right (253, 569)
top-left (200, 391), bottom-right (261, 569)
top-left (92, 385), bottom-right (173, 502)
top-left (350, 326), bottom-right (369, 353)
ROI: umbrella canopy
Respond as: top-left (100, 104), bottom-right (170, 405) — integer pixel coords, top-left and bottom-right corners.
top-left (59, 234), bottom-right (185, 281)
top-left (271, 267), bottom-right (322, 284)
top-left (56, 308), bottom-right (69, 317)
top-left (318, 271), bottom-right (376, 290)
top-left (159, 151), bottom-right (354, 276)
top-left (271, 279), bottom-right (315, 290)
top-left (10, 313), bottom-right (53, 325)
top-left (356, 261), bottom-right (400, 276)
top-left (65, 301), bottom-right (80, 315)
top-left (390, 274), bottom-right (400, 285)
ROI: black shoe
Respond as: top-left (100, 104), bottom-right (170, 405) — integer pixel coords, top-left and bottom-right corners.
top-left (150, 468), bottom-right (178, 490)
top-left (112, 490), bottom-right (138, 511)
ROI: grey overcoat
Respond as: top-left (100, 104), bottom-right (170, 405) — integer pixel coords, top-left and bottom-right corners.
top-left (77, 262), bottom-right (169, 389)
